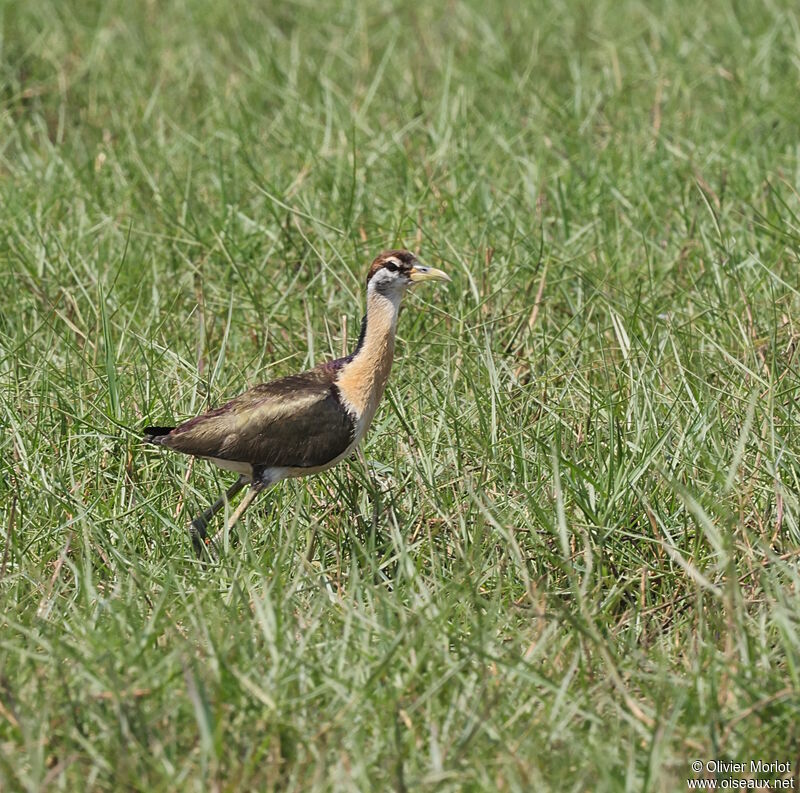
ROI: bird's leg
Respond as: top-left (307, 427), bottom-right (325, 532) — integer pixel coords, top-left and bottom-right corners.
top-left (207, 482), bottom-right (264, 553)
top-left (190, 476), bottom-right (247, 555)
top-left (227, 485), bottom-right (262, 531)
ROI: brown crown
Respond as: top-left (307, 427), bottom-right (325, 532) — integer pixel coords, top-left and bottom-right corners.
top-left (366, 249), bottom-right (418, 285)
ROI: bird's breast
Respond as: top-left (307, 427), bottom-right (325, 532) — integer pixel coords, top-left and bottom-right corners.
top-left (335, 337), bottom-right (395, 433)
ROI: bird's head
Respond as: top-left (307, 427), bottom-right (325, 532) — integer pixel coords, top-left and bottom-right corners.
top-left (366, 249), bottom-right (451, 300)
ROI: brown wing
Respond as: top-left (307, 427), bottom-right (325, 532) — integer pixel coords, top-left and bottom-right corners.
top-left (162, 362), bottom-right (355, 469)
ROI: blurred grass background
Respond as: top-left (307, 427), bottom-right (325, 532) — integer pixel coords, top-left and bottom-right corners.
top-left (1, 0), bottom-right (800, 789)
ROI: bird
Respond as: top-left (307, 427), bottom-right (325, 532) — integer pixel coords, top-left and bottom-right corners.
top-left (144, 249), bottom-right (450, 555)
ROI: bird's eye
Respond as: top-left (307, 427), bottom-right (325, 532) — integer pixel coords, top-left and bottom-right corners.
top-left (385, 261), bottom-right (398, 272)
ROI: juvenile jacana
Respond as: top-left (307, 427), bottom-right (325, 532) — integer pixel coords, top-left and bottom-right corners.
top-left (144, 250), bottom-right (450, 554)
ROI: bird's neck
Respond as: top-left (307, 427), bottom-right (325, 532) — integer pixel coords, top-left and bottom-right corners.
top-left (336, 288), bottom-right (401, 422)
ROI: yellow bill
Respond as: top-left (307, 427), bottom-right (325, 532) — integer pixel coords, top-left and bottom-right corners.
top-left (409, 265), bottom-right (451, 283)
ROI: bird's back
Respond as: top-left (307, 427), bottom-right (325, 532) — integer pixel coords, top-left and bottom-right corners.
top-left (147, 361), bottom-right (356, 470)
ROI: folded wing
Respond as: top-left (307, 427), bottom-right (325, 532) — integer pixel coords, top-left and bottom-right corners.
top-left (161, 365), bottom-right (355, 469)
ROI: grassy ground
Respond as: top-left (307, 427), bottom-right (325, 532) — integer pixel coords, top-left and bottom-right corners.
top-left (1, 0), bottom-right (800, 789)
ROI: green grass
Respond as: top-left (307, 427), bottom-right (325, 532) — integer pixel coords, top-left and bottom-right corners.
top-left (2, 0), bottom-right (800, 789)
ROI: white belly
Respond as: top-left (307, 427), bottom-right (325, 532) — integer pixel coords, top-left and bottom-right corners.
top-left (205, 457), bottom-right (254, 477)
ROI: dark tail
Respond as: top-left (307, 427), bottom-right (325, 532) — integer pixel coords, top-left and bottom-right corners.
top-left (143, 426), bottom-right (175, 445)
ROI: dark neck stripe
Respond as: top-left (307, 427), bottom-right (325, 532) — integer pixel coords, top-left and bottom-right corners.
top-left (354, 313), bottom-right (368, 355)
